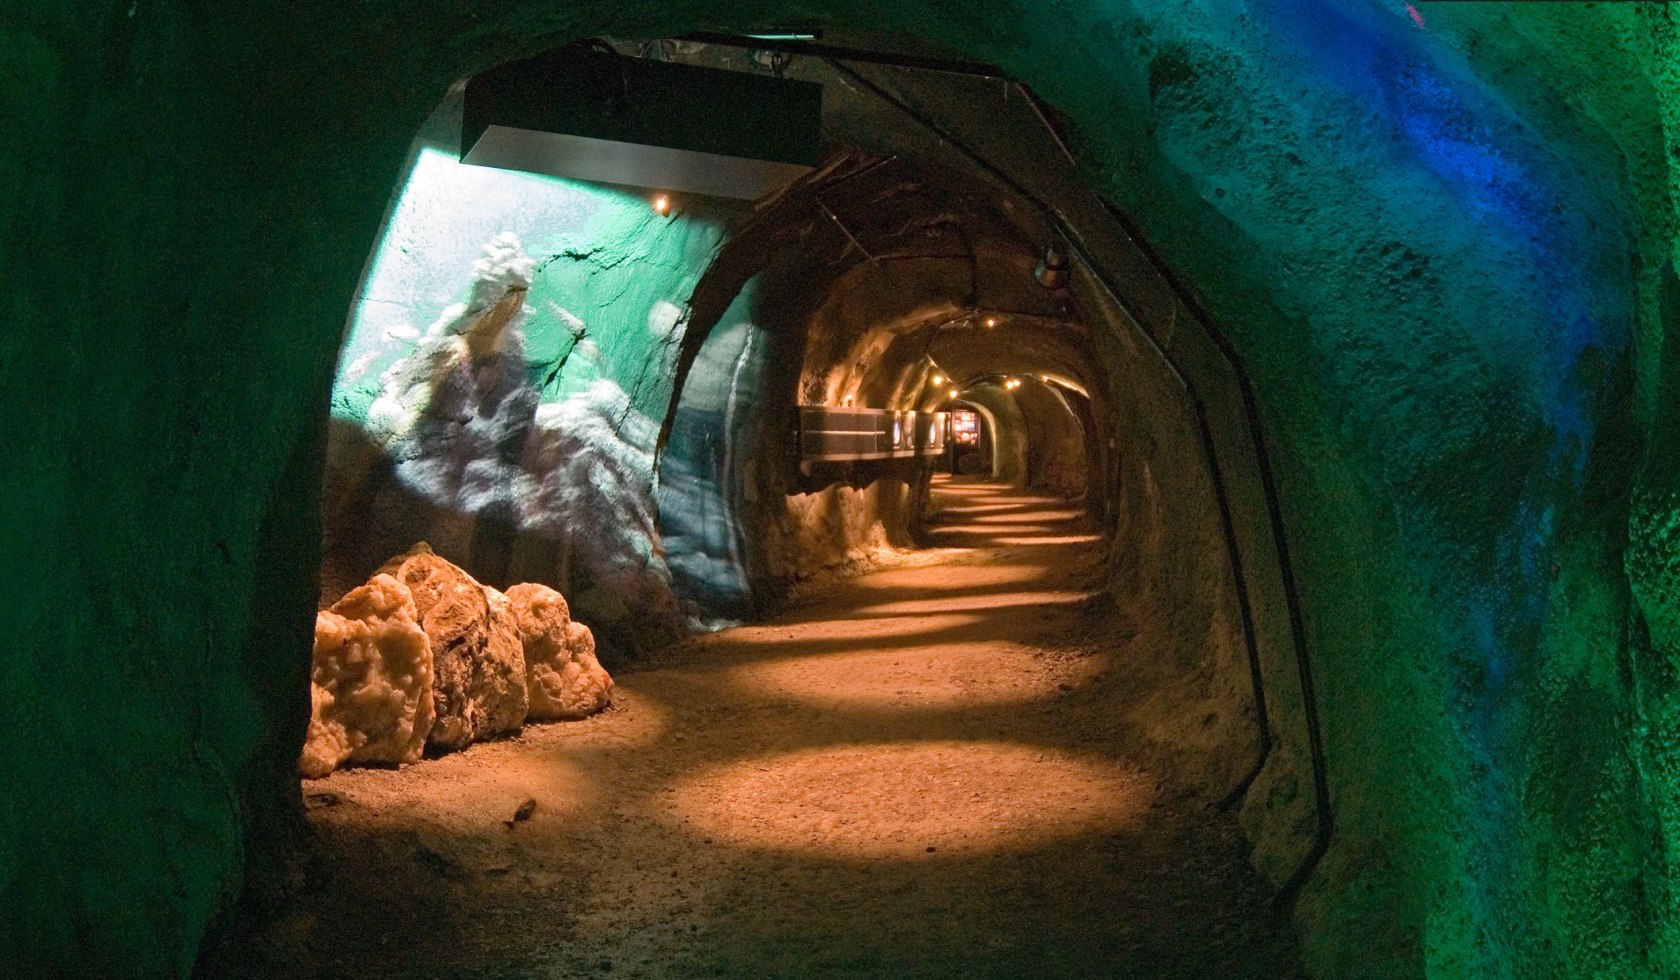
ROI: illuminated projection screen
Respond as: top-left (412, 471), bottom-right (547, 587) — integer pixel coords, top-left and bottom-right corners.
top-left (951, 409), bottom-right (980, 447)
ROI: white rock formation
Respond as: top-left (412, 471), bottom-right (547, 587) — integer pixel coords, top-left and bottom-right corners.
top-left (517, 379), bottom-right (684, 642)
top-left (327, 232), bottom-right (688, 655)
top-left (299, 574), bottom-right (435, 779)
top-left (506, 582), bottom-right (614, 720)
top-left (377, 544), bottom-right (529, 751)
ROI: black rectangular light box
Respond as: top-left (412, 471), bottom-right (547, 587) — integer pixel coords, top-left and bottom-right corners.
top-left (462, 45), bottom-right (823, 200)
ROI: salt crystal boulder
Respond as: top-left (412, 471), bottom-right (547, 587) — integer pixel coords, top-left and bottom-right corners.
top-left (480, 588), bottom-right (534, 733)
top-left (379, 543), bottom-right (529, 751)
top-left (507, 582), bottom-right (614, 721)
top-left (299, 574), bottom-right (435, 779)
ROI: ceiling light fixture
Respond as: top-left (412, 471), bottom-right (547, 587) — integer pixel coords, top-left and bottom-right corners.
top-left (984, 316), bottom-right (998, 328)
top-left (743, 30), bottom-right (821, 42)
top-left (462, 44), bottom-right (822, 199)
top-left (1034, 243), bottom-right (1069, 289)
top-left (653, 193), bottom-right (672, 216)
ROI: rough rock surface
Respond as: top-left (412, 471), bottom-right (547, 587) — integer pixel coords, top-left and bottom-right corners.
top-left (506, 583), bottom-right (614, 720)
top-left (378, 544), bottom-right (528, 751)
top-left (323, 226), bottom-right (692, 661)
top-left (299, 575), bottom-right (435, 779)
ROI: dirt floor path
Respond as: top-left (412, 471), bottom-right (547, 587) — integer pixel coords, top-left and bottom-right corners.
top-left (283, 479), bottom-right (1302, 979)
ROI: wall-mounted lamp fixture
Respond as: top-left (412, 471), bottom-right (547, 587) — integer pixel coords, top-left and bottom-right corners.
top-left (1004, 378), bottom-right (1022, 390)
top-left (653, 193), bottom-right (672, 216)
top-left (1034, 243), bottom-right (1069, 289)
top-left (931, 373), bottom-right (944, 385)
top-left (984, 316), bottom-right (998, 329)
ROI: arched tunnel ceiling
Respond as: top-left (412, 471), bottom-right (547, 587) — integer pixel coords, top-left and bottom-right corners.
top-left (657, 142), bottom-right (1114, 421)
top-left (924, 319), bottom-right (1098, 396)
top-left (648, 37), bottom-right (1165, 434)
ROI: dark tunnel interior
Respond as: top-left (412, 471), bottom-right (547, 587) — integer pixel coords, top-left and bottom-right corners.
top-left (289, 46), bottom-right (1291, 975)
top-left (11, 4), bottom-right (1680, 978)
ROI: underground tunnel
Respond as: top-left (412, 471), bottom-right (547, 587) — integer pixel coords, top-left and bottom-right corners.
top-left (286, 47), bottom-right (1290, 975)
top-left (10, 3), bottom-right (1680, 978)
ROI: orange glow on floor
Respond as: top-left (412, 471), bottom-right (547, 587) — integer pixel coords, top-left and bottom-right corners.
top-left (845, 562), bottom-right (1053, 592)
top-left (661, 741), bottom-right (1153, 858)
top-left (718, 644), bottom-right (1105, 709)
top-left (848, 591), bottom-right (1088, 616)
top-left (713, 611), bottom-right (986, 648)
top-left (988, 532), bottom-right (1104, 546)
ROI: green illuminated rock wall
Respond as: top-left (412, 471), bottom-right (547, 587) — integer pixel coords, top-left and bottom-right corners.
top-left (8, 1), bottom-right (1680, 976)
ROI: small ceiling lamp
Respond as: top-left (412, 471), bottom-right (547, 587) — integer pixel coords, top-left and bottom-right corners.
top-left (653, 193), bottom-right (672, 216)
top-left (1034, 244), bottom-right (1069, 289)
top-left (931, 373), bottom-right (944, 385)
top-left (984, 316), bottom-right (998, 329)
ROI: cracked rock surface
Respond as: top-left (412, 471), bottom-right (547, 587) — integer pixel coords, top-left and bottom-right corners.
top-left (378, 544), bottom-right (529, 752)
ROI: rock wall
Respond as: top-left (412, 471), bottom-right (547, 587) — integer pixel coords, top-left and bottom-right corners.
top-left (957, 389), bottom-right (1029, 486)
top-left (659, 245), bottom-right (937, 619)
top-left (1014, 382), bottom-right (1088, 498)
top-left (1029, 5), bottom-right (1658, 974)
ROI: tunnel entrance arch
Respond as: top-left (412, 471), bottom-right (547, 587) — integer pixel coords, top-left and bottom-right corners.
top-left (177, 12), bottom-right (1485, 978)
top-left (296, 22), bottom-right (1328, 942)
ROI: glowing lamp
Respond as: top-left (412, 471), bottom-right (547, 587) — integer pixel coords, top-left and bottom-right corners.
top-left (653, 194), bottom-right (672, 215)
top-left (984, 317), bottom-right (998, 328)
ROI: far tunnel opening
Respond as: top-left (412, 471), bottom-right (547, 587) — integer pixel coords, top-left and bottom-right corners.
top-left (260, 29), bottom-right (1315, 980)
